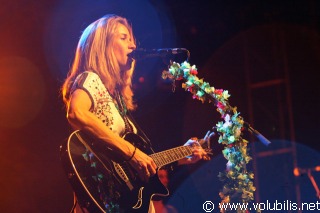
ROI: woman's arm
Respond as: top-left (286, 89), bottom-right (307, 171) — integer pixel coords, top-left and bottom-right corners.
top-left (67, 89), bottom-right (157, 181)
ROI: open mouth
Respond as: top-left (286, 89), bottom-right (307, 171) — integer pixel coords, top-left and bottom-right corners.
top-left (127, 54), bottom-right (135, 62)
top-left (127, 52), bottom-right (135, 60)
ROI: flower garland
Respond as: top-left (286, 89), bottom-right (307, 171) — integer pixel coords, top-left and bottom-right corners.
top-left (162, 61), bottom-right (257, 213)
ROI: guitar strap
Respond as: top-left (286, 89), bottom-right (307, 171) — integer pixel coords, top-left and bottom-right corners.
top-left (126, 111), bottom-right (155, 154)
top-left (112, 87), bottom-right (155, 154)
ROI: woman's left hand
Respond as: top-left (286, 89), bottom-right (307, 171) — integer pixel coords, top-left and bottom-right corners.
top-left (178, 138), bottom-right (207, 165)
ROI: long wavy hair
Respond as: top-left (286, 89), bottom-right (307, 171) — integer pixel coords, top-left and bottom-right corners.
top-left (61, 14), bottom-right (136, 110)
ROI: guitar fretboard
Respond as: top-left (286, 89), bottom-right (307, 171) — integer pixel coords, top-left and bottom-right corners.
top-left (149, 146), bottom-right (192, 167)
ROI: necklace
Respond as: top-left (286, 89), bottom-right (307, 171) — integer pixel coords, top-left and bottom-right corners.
top-left (113, 90), bottom-right (133, 133)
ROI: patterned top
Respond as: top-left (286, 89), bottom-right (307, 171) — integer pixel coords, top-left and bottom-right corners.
top-left (70, 71), bottom-right (136, 136)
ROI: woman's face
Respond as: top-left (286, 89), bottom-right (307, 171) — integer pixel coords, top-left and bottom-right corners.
top-left (112, 24), bottom-right (136, 72)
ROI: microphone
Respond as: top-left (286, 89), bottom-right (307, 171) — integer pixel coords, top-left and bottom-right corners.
top-left (293, 166), bottom-right (320, 176)
top-left (128, 48), bottom-right (189, 60)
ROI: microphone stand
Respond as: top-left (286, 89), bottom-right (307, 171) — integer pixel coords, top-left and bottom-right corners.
top-left (162, 50), bottom-right (190, 66)
top-left (176, 78), bottom-right (271, 146)
top-left (163, 53), bottom-right (271, 145)
top-left (162, 58), bottom-right (272, 207)
top-left (307, 169), bottom-right (320, 200)
top-left (243, 122), bottom-right (271, 146)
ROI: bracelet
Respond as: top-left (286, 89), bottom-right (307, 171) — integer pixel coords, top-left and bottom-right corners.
top-left (124, 146), bottom-right (136, 162)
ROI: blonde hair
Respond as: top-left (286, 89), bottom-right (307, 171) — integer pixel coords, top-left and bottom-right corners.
top-left (61, 14), bottom-right (136, 110)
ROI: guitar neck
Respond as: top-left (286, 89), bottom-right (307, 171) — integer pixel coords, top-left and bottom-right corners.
top-left (149, 145), bottom-right (192, 168)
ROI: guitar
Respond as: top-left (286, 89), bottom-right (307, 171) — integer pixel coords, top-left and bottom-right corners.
top-left (60, 130), bottom-right (211, 213)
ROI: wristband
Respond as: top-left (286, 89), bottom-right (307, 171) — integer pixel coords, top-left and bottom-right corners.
top-left (124, 146), bottom-right (136, 162)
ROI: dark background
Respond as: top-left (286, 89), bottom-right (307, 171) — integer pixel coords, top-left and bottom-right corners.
top-left (0, 0), bottom-right (319, 212)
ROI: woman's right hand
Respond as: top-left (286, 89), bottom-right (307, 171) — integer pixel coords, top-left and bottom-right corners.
top-left (128, 148), bottom-right (157, 182)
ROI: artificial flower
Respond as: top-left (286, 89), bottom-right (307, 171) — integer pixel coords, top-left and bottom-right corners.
top-left (162, 61), bottom-right (256, 212)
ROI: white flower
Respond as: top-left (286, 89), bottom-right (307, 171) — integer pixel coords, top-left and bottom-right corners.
top-left (223, 114), bottom-right (232, 128)
top-left (228, 135), bottom-right (235, 143)
top-left (222, 90), bottom-right (230, 99)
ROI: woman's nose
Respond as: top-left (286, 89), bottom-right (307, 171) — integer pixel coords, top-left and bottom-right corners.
top-left (129, 41), bottom-right (136, 50)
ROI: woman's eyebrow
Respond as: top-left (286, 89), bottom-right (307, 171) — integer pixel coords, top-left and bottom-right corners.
top-left (119, 32), bottom-right (128, 37)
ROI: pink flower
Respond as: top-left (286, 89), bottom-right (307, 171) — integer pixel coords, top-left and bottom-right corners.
top-left (217, 101), bottom-right (226, 110)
